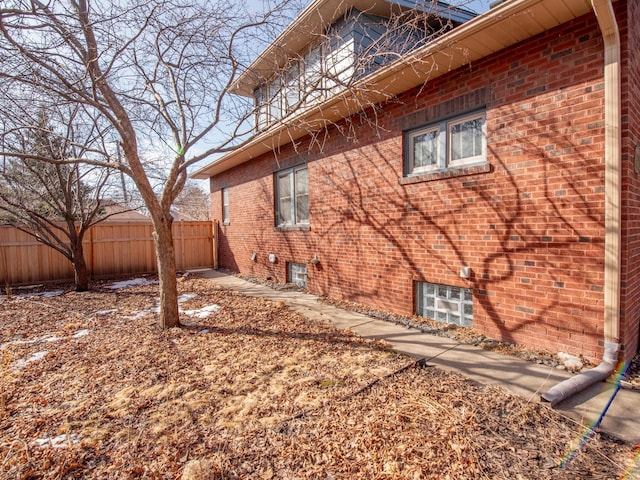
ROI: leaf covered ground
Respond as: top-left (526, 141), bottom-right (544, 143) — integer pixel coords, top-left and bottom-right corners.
top-left (0, 276), bottom-right (638, 479)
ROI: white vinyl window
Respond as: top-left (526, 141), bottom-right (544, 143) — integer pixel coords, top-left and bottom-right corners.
top-left (303, 45), bottom-right (324, 103)
top-left (324, 36), bottom-right (355, 94)
top-left (284, 63), bottom-right (301, 114)
top-left (276, 165), bottom-right (309, 227)
top-left (269, 78), bottom-right (283, 123)
top-left (448, 113), bottom-right (485, 167)
top-left (255, 86), bottom-right (268, 131)
top-left (408, 126), bottom-right (441, 174)
top-left (221, 188), bottom-right (229, 224)
top-left (406, 111), bottom-right (486, 175)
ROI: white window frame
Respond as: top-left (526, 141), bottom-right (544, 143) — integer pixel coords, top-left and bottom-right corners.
top-left (268, 78), bottom-right (283, 123)
top-left (406, 110), bottom-right (486, 176)
top-left (323, 36), bottom-right (355, 94)
top-left (303, 45), bottom-right (324, 103)
top-left (447, 112), bottom-right (486, 168)
top-left (255, 85), bottom-right (269, 131)
top-left (283, 62), bottom-right (301, 114)
top-left (275, 165), bottom-right (309, 227)
top-left (407, 125), bottom-right (442, 175)
top-left (221, 188), bottom-right (229, 224)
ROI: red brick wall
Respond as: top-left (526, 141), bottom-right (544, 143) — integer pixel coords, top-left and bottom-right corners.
top-left (210, 5), bottom-right (638, 362)
top-left (621, 0), bottom-right (640, 362)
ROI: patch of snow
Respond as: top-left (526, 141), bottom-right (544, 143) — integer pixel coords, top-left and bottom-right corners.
top-left (33, 434), bottom-right (80, 449)
top-left (18, 290), bottom-right (64, 298)
top-left (3, 330), bottom-right (89, 350)
top-left (123, 302), bottom-right (160, 319)
top-left (42, 290), bottom-right (64, 297)
top-left (44, 335), bottom-right (63, 343)
top-left (123, 311), bottom-right (150, 320)
top-left (200, 329), bottom-right (210, 334)
top-left (105, 278), bottom-right (158, 290)
top-left (557, 352), bottom-right (583, 371)
top-left (16, 351), bottom-right (48, 368)
top-left (3, 335), bottom-right (58, 348)
top-left (2, 338), bottom-right (39, 348)
top-left (183, 305), bottom-right (221, 319)
top-left (178, 293), bottom-right (198, 304)
top-left (94, 309), bottom-right (118, 316)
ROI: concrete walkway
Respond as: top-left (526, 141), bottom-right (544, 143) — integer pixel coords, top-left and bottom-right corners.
top-left (197, 269), bottom-right (640, 444)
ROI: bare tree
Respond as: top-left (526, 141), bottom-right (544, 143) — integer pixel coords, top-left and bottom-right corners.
top-left (0, 0), bottom-right (472, 327)
top-left (0, 108), bottom-right (118, 291)
top-left (173, 181), bottom-right (210, 221)
top-left (0, 0), bottom-right (295, 328)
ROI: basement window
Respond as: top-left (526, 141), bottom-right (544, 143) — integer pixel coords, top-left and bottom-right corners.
top-left (416, 282), bottom-right (473, 327)
top-left (288, 262), bottom-right (307, 288)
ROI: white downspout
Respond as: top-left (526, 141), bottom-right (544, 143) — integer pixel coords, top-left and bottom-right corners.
top-left (541, 0), bottom-right (621, 406)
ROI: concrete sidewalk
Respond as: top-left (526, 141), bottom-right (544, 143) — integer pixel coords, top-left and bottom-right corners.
top-left (197, 269), bottom-right (640, 443)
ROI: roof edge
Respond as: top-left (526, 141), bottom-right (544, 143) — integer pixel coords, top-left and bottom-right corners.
top-left (191, 0), bottom-right (595, 180)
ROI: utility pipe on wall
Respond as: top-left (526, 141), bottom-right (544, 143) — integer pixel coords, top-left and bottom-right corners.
top-left (542, 0), bottom-right (621, 406)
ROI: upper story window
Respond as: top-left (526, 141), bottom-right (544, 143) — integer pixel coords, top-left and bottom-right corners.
top-left (406, 110), bottom-right (486, 176)
top-left (248, 7), bottom-right (476, 135)
top-left (255, 46), bottom-right (325, 132)
top-left (324, 33), bottom-right (355, 94)
top-left (269, 78), bottom-right (283, 124)
top-left (255, 86), bottom-right (268, 131)
top-left (284, 63), bottom-right (301, 114)
top-left (304, 45), bottom-right (324, 104)
top-left (275, 165), bottom-right (309, 227)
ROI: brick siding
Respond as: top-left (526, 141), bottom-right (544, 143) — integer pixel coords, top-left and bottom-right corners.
top-left (620, 0), bottom-right (640, 360)
top-left (210, 3), bottom-right (638, 363)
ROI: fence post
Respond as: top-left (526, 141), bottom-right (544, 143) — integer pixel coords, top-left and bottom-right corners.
top-left (212, 220), bottom-right (218, 270)
top-left (180, 221), bottom-right (186, 271)
top-left (89, 226), bottom-right (95, 277)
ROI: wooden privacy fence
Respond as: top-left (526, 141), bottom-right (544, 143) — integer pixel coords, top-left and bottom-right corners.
top-left (0, 220), bottom-right (218, 286)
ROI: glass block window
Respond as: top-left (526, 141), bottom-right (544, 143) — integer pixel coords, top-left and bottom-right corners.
top-left (288, 262), bottom-right (307, 288)
top-left (416, 282), bottom-right (473, 327)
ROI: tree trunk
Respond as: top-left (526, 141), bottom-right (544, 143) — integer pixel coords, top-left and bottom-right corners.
top-left (71, 242), bottom-right (90, 292)
top-left (153, 220), bottom-right (180, 329)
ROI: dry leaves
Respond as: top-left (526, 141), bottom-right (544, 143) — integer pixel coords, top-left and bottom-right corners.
top-left (0, 276), bottom-right (638, 479)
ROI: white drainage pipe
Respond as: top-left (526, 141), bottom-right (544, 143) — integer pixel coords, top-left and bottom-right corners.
top-left (541, 0), bottom-right (621, 405)
top-left (541, 342), bottom-right (619, 406)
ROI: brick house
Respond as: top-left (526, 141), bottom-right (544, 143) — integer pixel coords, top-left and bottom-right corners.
top-left (193, 0), bottom-right (640, 364)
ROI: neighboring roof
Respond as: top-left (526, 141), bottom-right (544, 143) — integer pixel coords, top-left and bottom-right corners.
top-left (170, 208), bottom-right (200, 222)
top-left (101, 203), bottom-right (152, 223)
top-left (191, 0), bottom-right (597, 180)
